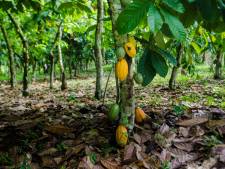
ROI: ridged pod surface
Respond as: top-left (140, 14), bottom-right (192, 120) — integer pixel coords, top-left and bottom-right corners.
top-left (133, 73), bottom-right (143, 84)
top-left (135, 107), bottom-right (146, 123)
top-left (116, 47), bottom-right (126, 60)
top-left (116, 125), bottom-right (128, 146)
top-left (124, 42), bottom-right (136, 58)
top-left (128, 36), bottom-right (136, 47)
top-left (107, 104), bottom-right (120, 121)
top-left (116, 58), bottom-right (128, 81)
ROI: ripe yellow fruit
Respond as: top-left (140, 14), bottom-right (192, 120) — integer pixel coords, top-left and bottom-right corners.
top-left (116, 59), bottom-right (128, 81)
top-left (135, 107), bottom-right (146, 123)
top-left (116, 125), bottom-right (128, 146)
top-left (124, 42), bottom-right (136, 58)
top-left (128, 36), bottom-right (136, 47)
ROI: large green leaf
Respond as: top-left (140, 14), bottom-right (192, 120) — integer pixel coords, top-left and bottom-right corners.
top-left (116, 0), bottom-right (150, 34)
top-left (153, 47), bottom-right (177, 65)
top-left (148, 3), bottom-right (163, 33)
top-left (137, 49), bottom-right (156, 86)
top-left (160, 9), bottom-right (186, 41)
top-left (150, 51), bottom-right (168, 77)
top-left (161, 0), bottom-right (185, 13)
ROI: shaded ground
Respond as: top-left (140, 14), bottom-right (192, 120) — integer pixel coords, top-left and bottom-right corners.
top-left (0, 76), bottom-right (224, 169)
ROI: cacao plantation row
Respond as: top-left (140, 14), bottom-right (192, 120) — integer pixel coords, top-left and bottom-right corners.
top-left (0, 0), bottom-right (224, 168)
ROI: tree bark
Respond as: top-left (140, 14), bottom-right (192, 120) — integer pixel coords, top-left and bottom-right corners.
top-left (49, 23), bottom-right (61, 89)
top-left (108, 0), bottom-right (135, 132)
top-left (214, 48), bottom-right (223, 79)
top-left (169, 43), bottom-right (182, 90)
top-left (58, 23), bottom-right (67, 90)
top-left (94, 0), bottom-right (104, 99)
top-left (0, 24), bottom-right (16, 88)
top-left (7, 11), bottom-right (29, 96)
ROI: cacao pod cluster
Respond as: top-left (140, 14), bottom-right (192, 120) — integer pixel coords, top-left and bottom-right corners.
top-left (115, 36), bottom-right (137, 81)
top-left (107, 103), bottom-right (147, 146)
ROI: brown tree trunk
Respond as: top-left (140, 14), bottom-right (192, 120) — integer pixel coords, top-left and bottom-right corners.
top-left (49, 22), bottom-right (61, 89)
top-left (108, 0), bottom-right (135, 132)
top-left (169, 43), bottom-right (182, 90)
top-left (7, 11), bottom-right (29, 96)
top-left (214, 48), bottom-right (223, 79)
top-left (58, 23), bottom-right (67, 90)
top-left (94, 0), bottom-right (104, 99)
top-left (0, 24), bottom-right (16, 88)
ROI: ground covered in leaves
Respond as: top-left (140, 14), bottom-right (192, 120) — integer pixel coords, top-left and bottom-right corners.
top-left (0, 76), bottom-right (225, 169)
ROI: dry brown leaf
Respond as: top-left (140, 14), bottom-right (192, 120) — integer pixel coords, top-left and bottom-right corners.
top-left (100, 159), bottom-right (121, 169)
top-left (176, 117), bottom-right (208, 127)
top-left (45, 124), bottom-right (73, 135)
top-left (173, 142), bottom-right (193, 152)
top-left (167, 147), bottom-right (197, 163)
top-left (207, 119), bottom-right (225, 128)
top-left (78, 156), bottom-right (95, 169)
top-left (133, 133), bottom-right (141, 144)
top-left (124, 142), bottom-right (136, 162)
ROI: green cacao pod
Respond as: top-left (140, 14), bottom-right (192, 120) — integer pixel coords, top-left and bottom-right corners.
top-left (107, 104), bottom-right (119, 121)
top-left (134, 73), bottom-right (143, 84)
top-left (116, 47), bottom-right (126, 60)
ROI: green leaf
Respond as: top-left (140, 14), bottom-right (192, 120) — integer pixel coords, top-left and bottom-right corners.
top-left (137, 49), bottom-right (156, 86)
top-left (148, 3), bottom-right (163, 33)
top-left (116, 0), bottom-right (151, 34)
top-left (161, 0), bottom-right (185, 13)
top-left (160, 9), bottom-right (186, 41)
top-left (153, 47), bottom-right (177, 65)
top-left (154, 32), bottom-right (166, 49)
top-left (150, 51), bottom-right (168, 77)
top-left (85, 24), bottom-right (96, 33)
top-left (191, 42), bottom-right (201, 55)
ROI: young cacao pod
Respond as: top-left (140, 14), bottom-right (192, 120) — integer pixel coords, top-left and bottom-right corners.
top-left (128, 36), bottom-right (136, 47)
top-left (124, 42), bottom-right (136, 58)
top-left (116, 47), bottom-right (126, 60)
top-left (133, 73), bottom-right (143, 84)
top-left (116, 59), bottom-right (128, 81)
top-left (116, 125), bottom-right (128, 146)
top-left (107, 104), bottom-right (119, 121)
top-left (135, 107), bottom-right (146, 123)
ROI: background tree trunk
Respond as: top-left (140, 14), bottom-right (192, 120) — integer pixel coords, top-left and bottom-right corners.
top-left (49, 23), bottom-right (61, 89)
top-left (0, 25), bottom-right (16, 88)
top-left (7, 11), bottom-right (29, 96)
top-left (169, 43), bottom-right (182, 90)
top-left (58, 23), bottom-right (67, 90)
top-left (108, 0), bottom-right (135, 132)
top-left (214, 48), bottom-right (222, 79)
top-left (94, 0), bottom-right (104, 99)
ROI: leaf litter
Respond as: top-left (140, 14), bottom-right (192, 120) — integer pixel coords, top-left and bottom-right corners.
top-left (0, 78), bottom-right (224, 168)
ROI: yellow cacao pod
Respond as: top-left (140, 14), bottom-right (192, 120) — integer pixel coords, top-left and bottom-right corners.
top-left (128, 36), bottom-right (136, 47)
top-left (116, 59), bottom-right (128, 81)
top-left (124, 42), bottom-right (136, 58)
top-left (135, 107), bottom-right (146, 123)
top-left (116, 125), bottom-right (128, 146)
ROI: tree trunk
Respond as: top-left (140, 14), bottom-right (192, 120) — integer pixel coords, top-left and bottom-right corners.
top-left (7, 11), bottom-right (29, 96)
top-left (94, 0), bottom-right (104, 99)
top-left (58, 23), bottom-right (67, 90)
top-left (169, 43), bottom-right (182, 90)
top-left (0, 24), bottom-right (16, 88)
top-left (108, 0), bottom-right (135, 132)
top-left (214, 48), bottom-right (223, 79)
top-left (49, 23), bottom-right (61, 89)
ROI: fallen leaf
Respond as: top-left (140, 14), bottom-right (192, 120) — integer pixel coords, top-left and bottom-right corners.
top-left (100, 159), bottom-right (121, 169)
top-left (176, 117), bottom-right (208, 127)
top-left (45, 124), bottom-right (74, 135)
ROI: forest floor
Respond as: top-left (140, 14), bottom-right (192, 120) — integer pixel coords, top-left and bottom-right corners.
top-left (0, 73), bottom-right (225, 169)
